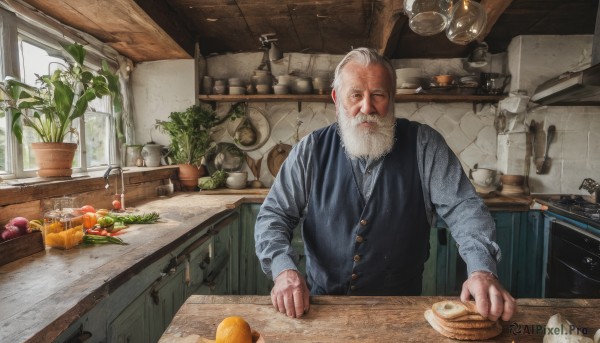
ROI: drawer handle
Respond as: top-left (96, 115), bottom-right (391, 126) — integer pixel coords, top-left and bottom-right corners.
top-left (199, 255), bottom-right (211, 270)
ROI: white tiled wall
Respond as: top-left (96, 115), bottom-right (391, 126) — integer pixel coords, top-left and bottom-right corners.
top-left (132, 36), bottom-right (600, 194)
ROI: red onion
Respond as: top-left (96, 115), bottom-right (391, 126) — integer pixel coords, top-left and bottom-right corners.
top-left (6, 217), bottom-right (29, 235)
top-left (1, 225), bottom-right (23, 241)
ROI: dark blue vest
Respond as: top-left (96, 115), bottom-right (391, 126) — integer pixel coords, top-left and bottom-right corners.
top-left (303, 118), bottom-right (430, 295)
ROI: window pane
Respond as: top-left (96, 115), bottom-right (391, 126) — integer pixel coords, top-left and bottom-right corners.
top-left (85, 111), bottom-right (110, 168)
top-left (19, 40), bottom-right (63, 86)
top-left (0, 114), bottom-right (6, 173)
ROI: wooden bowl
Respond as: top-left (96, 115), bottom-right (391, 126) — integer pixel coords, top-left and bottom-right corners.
top-left (500, 174), bottom-right (525, 186)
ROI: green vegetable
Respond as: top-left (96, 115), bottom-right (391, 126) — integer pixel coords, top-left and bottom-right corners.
top-left (97, 216), bottom-right (115, 228)
top-left (198, 170), bottom-right (227, 190)
top-left (107, 212), bottom-right (160, 224)
top-left (82, 234), bottom-right (127, 245)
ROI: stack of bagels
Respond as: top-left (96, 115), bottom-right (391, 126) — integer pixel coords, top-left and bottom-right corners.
top-left (424, 300), bottom-right (502, 340)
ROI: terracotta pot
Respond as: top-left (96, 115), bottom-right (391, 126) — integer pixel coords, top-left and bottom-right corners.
top-left (31, 142), bottom-right (77, 177)
top-left (178, 164), bottom-right (205, 191)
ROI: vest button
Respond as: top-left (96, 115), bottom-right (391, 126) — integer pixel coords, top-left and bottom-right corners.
top-left (360, 219), bottom-right (367, 226)
top-left (351, 273), bottom-right (359, 280)
top-left (353, 254), bottom-right (361, 262)
top-left (355, 235), bottom-right (364, 243)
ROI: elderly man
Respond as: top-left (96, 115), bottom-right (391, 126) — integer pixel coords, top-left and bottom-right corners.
top-left (255, 47), bottom-right (515, 321)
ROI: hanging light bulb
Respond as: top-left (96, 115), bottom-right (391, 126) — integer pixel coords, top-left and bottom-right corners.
top-left (404, 0), bottom-right (453, 36)
top-left (446, 0), bottom-right (487, 45)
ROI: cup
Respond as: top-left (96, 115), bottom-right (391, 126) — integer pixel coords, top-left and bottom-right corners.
top-left (202, 76), bottom-right (213, 95)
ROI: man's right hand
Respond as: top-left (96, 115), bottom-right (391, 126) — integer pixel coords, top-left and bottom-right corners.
top-left (271, 269), bottom-right (310, 318)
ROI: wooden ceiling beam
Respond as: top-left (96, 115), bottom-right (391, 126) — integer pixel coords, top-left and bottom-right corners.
top-left (16, 0), bottom-right (192, 62)
top-left (370, 0), bottom-right (404, 58)
top-left (477, 0), bottom-right (514, 42)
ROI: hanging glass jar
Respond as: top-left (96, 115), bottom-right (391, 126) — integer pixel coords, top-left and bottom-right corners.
top-left (446, 0), bottom-right (487, 45)
top-left (404, 0), bottom-right (453, 36)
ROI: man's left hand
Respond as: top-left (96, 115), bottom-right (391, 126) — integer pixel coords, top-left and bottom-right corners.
top-left (460, 271), bottom-right (516, 321)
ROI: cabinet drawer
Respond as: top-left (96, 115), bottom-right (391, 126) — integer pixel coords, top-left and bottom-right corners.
top-left (187, 237), bottom-right (213, 294)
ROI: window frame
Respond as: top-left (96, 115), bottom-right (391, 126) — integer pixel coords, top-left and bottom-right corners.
top-left (0, 8), bottom-right (120, 179)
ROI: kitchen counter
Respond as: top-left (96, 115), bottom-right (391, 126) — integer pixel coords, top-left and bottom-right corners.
top-left (0, 193), bottom-right (262, 343)
top-left (160, 295), bottom-right (600, 342)
top-left (0, 191), bottom-right (531, 342)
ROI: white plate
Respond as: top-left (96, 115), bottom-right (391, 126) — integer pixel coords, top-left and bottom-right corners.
top-left (227, 107), bottom-right (271, 151)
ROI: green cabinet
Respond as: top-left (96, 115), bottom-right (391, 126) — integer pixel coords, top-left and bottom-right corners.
top-left (430, 211), bottom-right (545, 298)
top-left (58, 210), bottom-right (240, 343)
top-left (239, 203), bottom-right (273, 295)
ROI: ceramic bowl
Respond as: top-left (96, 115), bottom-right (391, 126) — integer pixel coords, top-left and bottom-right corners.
top-left (255, 84), bottom-right (271, 94)
top-left (225, 171), bottom-right (248, 189)
top-left (213, 85), bottom-right (226, 95)
top-left (229, 86), bottom-right (246, 95)
top-left (434, 74), bottom-right (454, 86)
top-left (228, 78), bottom-right (243, 87)
top-left (273, 84), bottom-right (289, 95)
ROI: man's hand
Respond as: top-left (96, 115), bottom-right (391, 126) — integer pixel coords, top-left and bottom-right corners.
top-left (271, 269), bottom-right (310, 318)
top-left (460, 271), bottom-right (516, 321)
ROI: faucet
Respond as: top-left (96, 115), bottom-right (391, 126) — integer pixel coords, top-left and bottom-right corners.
top-left (103, 165), bottom-right (125, 210)
top-left (579, 178), bottom-right (600, 204)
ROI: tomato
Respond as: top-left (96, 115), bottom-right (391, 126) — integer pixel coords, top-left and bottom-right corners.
top-left (82, 212), bottom-right (97, 229)
top-left (112, 200), bottom-right (122, 210)
top-left (81, 205), bottom-right (95, 213)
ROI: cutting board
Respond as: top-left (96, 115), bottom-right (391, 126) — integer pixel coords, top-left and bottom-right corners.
top-left (159, 296), bottom-right (600, 342)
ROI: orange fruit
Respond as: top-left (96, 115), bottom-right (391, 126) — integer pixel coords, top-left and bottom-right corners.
top-left (215, 316), bottom-right (252, 343)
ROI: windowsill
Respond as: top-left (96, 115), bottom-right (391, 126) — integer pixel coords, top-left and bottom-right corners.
top-left (0, 166), bottom-right (178, 207)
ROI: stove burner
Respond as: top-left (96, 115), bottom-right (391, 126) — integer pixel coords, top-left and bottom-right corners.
top-left (549, 195), bottom-right (600, 225)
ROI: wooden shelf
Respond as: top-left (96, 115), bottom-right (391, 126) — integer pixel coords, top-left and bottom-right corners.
top-left (198, 93), bottom-right (504, 103)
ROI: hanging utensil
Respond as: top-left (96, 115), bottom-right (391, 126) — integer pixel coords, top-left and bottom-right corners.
top-left (446, 0), bottom-right (487, 45)
top-left (234, 114), bottom-right (258, 147)
top-left (535, 125), bottom-right (556, 174)
top-left (404, 0), bottom-right (452, 36)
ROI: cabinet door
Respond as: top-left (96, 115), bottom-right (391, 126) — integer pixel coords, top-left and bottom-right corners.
top-left (240, 204), bottom-right (274, 295)
top-left (515, 211), bottom-right (544, 298)
top-left (433, 212), bottom-right (522, 296)
top-left (186, 237), bottom-right (212, 296)
top-left (108, 292), bottom-right (148, 343)
top-left (147, 266), bottom-right (187, 342)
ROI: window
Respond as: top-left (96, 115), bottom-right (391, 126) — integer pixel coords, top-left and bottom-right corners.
top-left (0, 10), bottom-right (119, 178)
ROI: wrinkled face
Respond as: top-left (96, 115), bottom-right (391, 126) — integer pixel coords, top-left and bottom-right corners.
top-left (333, 61), bottom-right (396, 159)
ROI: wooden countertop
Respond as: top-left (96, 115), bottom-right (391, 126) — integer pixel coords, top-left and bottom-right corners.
top-left (0, 193), bottom-right (257, 343)
top-left (0, 191), bottom-right (531, 342)
top-left (160, 295), bottom-right (600, 343)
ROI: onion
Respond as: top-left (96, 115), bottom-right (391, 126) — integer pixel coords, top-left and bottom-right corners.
top-left (1, 225), bottom-right (23, 241)
top-left (7, 216), bottom-right (29, 235)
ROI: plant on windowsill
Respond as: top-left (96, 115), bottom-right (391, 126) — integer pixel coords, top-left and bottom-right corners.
top-left (0, 42), bottom-right (121, 177)
top-left (155, 102), bottom-right (245, 191)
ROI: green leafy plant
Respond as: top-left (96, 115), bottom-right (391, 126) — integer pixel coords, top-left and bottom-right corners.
top-left (0, 42), bottom-right (122, 143)
top-left (155, 104), bottom-right (219, 166)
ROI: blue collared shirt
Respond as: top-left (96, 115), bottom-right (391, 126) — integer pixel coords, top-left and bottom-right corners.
top-left (255, 122), bottom-right (500, 283)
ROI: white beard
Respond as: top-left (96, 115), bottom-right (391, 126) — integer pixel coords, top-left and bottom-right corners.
top-left (337, 103), bottom-right (396, 160)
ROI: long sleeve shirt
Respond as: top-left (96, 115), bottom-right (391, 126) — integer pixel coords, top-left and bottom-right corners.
top-left (255, 122), bottom-right (500, 284)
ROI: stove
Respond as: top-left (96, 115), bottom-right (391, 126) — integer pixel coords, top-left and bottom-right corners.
top-left (542, 195), bottom-right (600, 229)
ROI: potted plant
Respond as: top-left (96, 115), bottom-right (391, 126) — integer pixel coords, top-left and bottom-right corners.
top-left (0, 42), bottom-right (121, 177)
top-left (155, 104), bottom-right (220, 190)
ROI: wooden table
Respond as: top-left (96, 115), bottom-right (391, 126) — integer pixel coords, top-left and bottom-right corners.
top-left (159, 295), bottom-right (600, 342)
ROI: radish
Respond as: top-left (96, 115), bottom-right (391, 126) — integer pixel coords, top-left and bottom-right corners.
top-left (1, 225), bottom-right (23, 241)
top-left (6, 217), bottom-right (29, 235)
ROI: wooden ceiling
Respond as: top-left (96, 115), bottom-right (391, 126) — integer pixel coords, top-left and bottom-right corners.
top-left (10, 0), bottom-right (599, 63)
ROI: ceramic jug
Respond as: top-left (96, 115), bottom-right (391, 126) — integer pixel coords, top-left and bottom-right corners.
top-left (141, 143), bottom-right (162, 167)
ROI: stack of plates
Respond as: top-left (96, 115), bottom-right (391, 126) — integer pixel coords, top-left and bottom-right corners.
top-left (395, 68), bottom-right (423, 94)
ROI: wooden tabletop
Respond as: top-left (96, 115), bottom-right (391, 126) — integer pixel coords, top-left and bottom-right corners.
top-left (159, 295), bottom-right (600, 343)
